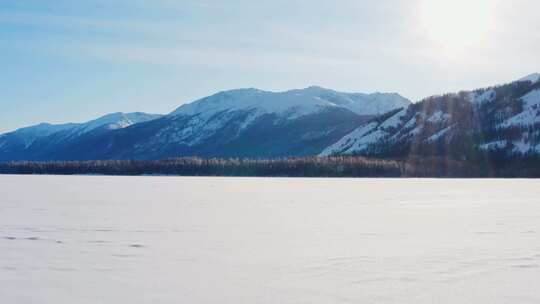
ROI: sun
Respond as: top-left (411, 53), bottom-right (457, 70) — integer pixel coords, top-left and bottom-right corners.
top-left (418, 0), bottom-right (499, 50)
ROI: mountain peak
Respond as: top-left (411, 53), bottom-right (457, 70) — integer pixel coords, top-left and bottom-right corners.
top-left (170, 87), bottom-right (410, 118)
top-left (80, 112), bottom-right (163, 131)
top-left (302, 85), bottom-right (330, 91)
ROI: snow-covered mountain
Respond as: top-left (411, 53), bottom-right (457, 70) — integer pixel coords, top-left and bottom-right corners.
top-left (321, 74), bottom-right (540, 158)
top-left (4, 75), bottom-right (539, 163)
top-left (145, 87), bottom-right (410, 155)
top-left (0, 112), bottom-right (162, 161)
top-left (171, 86), bottom-right (409, 118)
top-left (0, 87), bottom-right (409, 161)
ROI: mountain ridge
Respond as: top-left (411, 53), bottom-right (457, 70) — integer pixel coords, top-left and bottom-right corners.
top-left (0, 87), bottom-right (409, 161)
top-left (1, 75), bottom-right (539, 162)
top-left (170, 86), bottom-right (410, 117)
top-left (0, 112), bottom-right (162, 161)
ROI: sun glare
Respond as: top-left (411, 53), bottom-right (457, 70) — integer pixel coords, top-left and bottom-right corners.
top-left (418, 0), bottom-right (499, 50)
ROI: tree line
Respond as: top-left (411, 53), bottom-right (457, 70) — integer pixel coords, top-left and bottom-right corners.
top-left (1, 155), bottom-right (539, 177)
top-left (0, 157), bottom-right (402, 177)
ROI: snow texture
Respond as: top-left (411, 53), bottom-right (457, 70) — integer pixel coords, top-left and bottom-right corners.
top-left (403, 115), bottom-right (418, 129)
top-left (512, 140), bottom-right (533, 154)
top-left (1, 176), bottom-right (540, 304)
top-left (500, 89), bottom-right (540, 128)
top-left (380, 108), bottom-right (407, 129)
top-left (319, 122), bottom-right (379, 156)
top-left (479, 140), bottom-right (507, 151)
top-left (426, 126), bottom-right (452, 142)
top-left (518, 73), bottom-right (540, 83)
top-left (427, 110), bottom-right (450, 123)
top-left (468, 89), bottom-right (496, 105)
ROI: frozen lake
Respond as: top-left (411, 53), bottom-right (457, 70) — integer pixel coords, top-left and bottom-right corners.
top-left (1, 176), bottom-right (540, 303)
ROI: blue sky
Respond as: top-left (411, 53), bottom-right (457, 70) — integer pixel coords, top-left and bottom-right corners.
top-left (1, 0), bottom-right (540, 133)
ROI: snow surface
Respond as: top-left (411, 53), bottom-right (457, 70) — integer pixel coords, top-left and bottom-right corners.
top-left (320, 111), bottom-right (431, 156)
top-left (518, 73), bottom-right (540, 84)
top-left (380, 108), bottom-right (407, 129)
top-left (403, 115), bottom-right (418, 129)
top-left (408, 126), bottom-right (423, 136)
top-left (479, 140), bottom-right (507, 151)
top-left (1, 176), bottom-right (540, 304)
top-left (148, 110), bottom-right (250, 147)
top-left (319, 122), bottom-right (379, 156)
top-left (500, 89), bottom-right (540, 128)
top-left (170, 87), bottom-right (410, 119)
top-left (427, 110), bottom-right (450, 123)
top-left (468, 89), bottom-right (496, 105)
top-left (426, 125), bottom-right (452, 142)
top-left (512, 140), bottom-right (534, 155)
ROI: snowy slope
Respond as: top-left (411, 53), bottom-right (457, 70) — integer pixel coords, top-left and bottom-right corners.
top-left (322, 73), bottom-right (540, 157)
top-left (154, 87), bottom-right (410, 155)
top-left (518, 73), bottom-right (540, 83)
top-left (499, 89), bottom-right (540, 128)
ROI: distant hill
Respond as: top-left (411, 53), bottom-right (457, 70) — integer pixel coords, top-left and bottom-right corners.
top-left (0, 112), bottom-right (162, 161)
